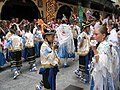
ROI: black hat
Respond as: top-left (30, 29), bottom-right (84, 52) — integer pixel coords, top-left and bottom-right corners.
top-left (82, 21), bottom-right (90, 30)
top-left (10, 24), bottom-right (17, 34)
top-left (44, 28), bottom-right (56, 35)
top-left (89, 17), bottom-right (96, 22)
top-left (42, 28), bottom-right (56, 39)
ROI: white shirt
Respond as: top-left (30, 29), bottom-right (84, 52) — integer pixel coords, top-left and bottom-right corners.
top-left (40, 41), bottom-right (59, 66)
top-left (107, 28), bottom-right (118, 47)
top-left (24, 32), bottom-right (34, 47)
top-left (94, 22), bottom-right (100, 29)
top-left (8, 34), bottom-right (22, 51)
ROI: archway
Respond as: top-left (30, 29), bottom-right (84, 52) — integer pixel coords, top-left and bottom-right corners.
top-left (56, 5), bottom-right (72, 20)
top-left (1, 0), bottom-right (41, 22)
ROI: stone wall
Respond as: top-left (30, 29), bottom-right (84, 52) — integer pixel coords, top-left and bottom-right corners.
top-left (32, 0), bottom-right (46, 19)
top-left (0, 0), bottom-right (96, 21)
top-left (0, 0), bottom-right (109, 21)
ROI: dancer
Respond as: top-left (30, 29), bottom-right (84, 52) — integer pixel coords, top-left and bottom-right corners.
top-left (36, 28), bottom-right (60, 90)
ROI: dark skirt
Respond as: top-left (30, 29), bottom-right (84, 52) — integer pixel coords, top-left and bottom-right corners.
top-left (24, 47), bottom-right (36, 64)
top-left (74, 38), bottom-right (77, 52)
top-left (9, 51), bottom-right (22, 68)
top-left (79, 52), bottom-right (90, 75)
top-left (39, 67), bottom-right (59, 90)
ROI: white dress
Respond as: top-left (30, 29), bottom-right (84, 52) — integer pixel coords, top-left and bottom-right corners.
top-left (56, 24), bottom-right (75, 58)
top-left (91, 40), bottom-right (119, 90)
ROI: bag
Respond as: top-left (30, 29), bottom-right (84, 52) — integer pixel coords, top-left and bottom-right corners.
top-left (77, 37), bottom-right (90, 56)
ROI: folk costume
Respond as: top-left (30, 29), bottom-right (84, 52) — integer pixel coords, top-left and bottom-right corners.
top-left (90, 40), bottom-right (119, 90)
top-left (56, 20), bottom-right (75, 67)
top-left (33, 25), bottom-right (43, 57)
top-left (7, 29), bottom-right (23, 79)
top-left (71, 24), bottom-right (81, 52)
top-left (90, 17), bottom-right (97, 38)
top-left (107, 27), bottom-right (120, 88)
top-left (75, 22), bottom-right (91, 83)
top-left (36, 29), bottom-right (59, 90)
top-left (107, 28), bottom-right (119, 47)
top-left (0, 39), bottom-right (6, 67)
top-left (117, 31), bottom-right (120, 88)
top-left (24, 25), bottom-right (37, 71)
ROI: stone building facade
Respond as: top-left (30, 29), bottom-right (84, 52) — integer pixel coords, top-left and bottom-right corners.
top-left (0, 0), bottom-right (78, 22)
top-left (0, 0), bottom-right (119, 22)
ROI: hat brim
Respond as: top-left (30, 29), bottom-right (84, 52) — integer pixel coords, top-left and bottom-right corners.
top-left (44, 32), bottom-right (55, 35)
top-left (42, 33), bottom-right (55, 39)
top-left (83, 24), bottom-right (90, 30)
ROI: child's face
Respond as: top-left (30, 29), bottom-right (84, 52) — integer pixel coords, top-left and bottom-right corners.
top-left (86, 26), bottom-right (90, 33)
top-left (46, 35), bottom-right (55, 43)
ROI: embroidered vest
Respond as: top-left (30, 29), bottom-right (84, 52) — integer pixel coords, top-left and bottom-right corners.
top-left (77, 32), bottom-right (90, 56)
top-left (25, 33), bottom-right (34, 48)
top-left (9, 36), bottom-right (22, 51)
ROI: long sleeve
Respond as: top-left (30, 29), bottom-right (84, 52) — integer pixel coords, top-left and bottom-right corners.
top-left (77, 34), bottom-right (83, 47)
top-left (91, 40), bottom-right (119, 90)
top-left (7, 38), bottom-right (12, 48)
top-left (40, 42), bottom-right (59, 66)
top-left (92, 40), bottom-right (119, 77)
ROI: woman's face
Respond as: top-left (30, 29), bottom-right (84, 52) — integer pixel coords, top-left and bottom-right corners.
top-left (93, 28), bottom-right (105, 42)
top-left (46, 34), bottom-right (55, 43)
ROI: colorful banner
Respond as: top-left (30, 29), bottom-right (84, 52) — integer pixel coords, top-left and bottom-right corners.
top-left (46, 0), bottom-right (57, 22)
top-left (78, 3), bottom-right (83, 29)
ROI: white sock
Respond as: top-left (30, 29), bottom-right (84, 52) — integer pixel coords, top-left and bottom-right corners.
top-left (64, 58), bottom-right (67, 65)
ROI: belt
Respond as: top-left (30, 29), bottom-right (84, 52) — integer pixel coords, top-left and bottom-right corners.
top-left (25, 46), bottom-right (34, 48)
top-left (40, 64), bottom-right (54, 68)
top-left (9, 49), bottom-right (21, 52)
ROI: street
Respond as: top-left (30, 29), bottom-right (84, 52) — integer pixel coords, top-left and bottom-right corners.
top-left (0, 54), bottom-right (89, 90)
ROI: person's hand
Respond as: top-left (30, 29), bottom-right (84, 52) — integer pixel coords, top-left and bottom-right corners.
top-left (91, 61), bottom-right (94, 67)
top-left (52, 42), bottom-right (57, 50)
top-left (90, 40), bottom-right (98, 46)
top-left (91, 46), bottom-right (97, 51)
top-left (57, 58), bottom-right (60, 63)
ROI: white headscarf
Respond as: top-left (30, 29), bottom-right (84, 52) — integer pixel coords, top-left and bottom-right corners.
top-left (56, 24), bottom-right (75, 53)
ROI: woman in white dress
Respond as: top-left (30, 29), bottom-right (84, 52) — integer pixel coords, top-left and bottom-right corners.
top-left (90, 26), bottom-right (119, 90)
